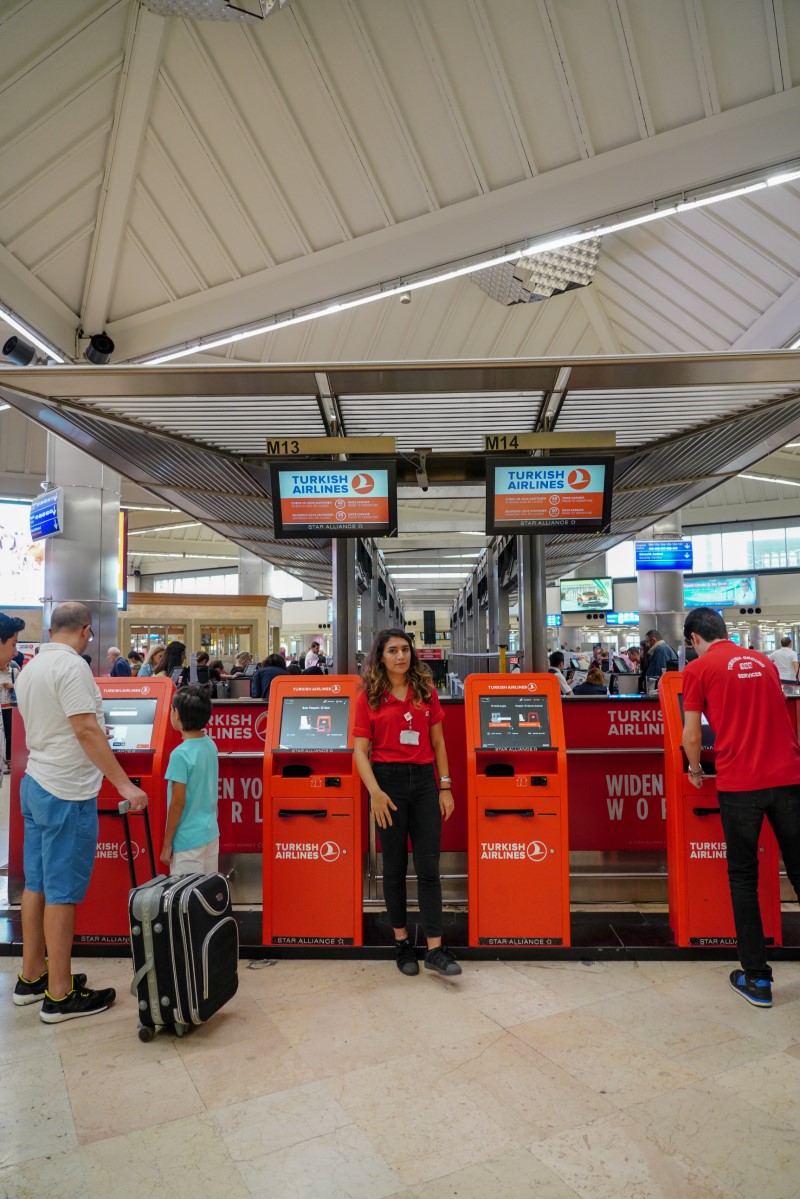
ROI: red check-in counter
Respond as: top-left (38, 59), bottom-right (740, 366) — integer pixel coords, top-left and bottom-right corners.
top-left (465, 674), bottom-right (570, 947)
top-left (262, 676), bottom-right (362, 947)
top-left (8, 677), bottom-right (179, 944)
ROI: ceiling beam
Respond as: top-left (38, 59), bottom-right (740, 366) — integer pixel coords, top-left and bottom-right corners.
top-left (81, 5), bottom-right (167, 334)
top-left (730, 274), bottom-right (800, 351)
top-left (108, 88), bottom-right (800, 361)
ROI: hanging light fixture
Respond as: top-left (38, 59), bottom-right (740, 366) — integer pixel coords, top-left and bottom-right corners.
top-left (139, 0), bottom-right (291, 21)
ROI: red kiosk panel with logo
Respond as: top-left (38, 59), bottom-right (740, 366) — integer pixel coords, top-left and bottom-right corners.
top-left (466, 675), bottom-right (570, 947)
top-left (660, 672), bottom-right (782, 948)
top-left (262, 676), bottom-right (362, 946)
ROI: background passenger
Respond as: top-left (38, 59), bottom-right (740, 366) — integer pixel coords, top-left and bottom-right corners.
top-left (548, 651), bottom-right (573, 696)
top-left (138, 644), bottom-right (165, 678)
top-left (157, 641), bottom-right (189, 688)
top-left (106, 646), bottom-right (131, 677)
top-left (573, 666), bottom-right (608, 696)
top-left (251, 653), bottom-right (287, 700)
top-left (769, 636), bottom-right (799, 684)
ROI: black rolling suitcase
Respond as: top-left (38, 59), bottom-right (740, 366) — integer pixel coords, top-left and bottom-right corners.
top-left (120, 802), bottom-right (239, 1041)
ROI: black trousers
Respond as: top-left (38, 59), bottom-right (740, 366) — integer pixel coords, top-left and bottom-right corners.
top-left (2, 707), bottom-right (11, 762)
top-left (373, 761), bottom-right (443, 939)
top-left (718, 785), bottom-right (800, 980)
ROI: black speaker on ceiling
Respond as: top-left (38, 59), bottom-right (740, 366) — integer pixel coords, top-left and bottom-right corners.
top-left (423, 610), bottom-right (436, 645)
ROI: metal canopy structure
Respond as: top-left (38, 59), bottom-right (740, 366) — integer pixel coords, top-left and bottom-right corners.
top-left (2, 351), bottom-right (800, 594)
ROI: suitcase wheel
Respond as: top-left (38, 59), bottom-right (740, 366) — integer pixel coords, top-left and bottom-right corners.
top-left (138, 1024), bottom-right (156, 1043)
top-left (173, 1021), bottom-right (188, 1038)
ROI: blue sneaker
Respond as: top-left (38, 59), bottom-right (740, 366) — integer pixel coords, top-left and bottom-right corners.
top-left (729, 970), bottom-right (772, 1008)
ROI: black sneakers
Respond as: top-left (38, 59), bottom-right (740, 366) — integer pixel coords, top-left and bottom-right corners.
top-left (424, 946), bottom-right (462, 977)
top-left (729, 970), bottom-right (772, 1008)
top-left (13, 970), bottom-right (87, 1007)
top-left (395, 938), bottom-right (419, 976)
top-left (40, 985), bottom-right (116, 1023)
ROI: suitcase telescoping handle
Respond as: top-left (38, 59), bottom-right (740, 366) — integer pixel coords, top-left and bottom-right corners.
top-left (118, 800), bottom-right (158, 886)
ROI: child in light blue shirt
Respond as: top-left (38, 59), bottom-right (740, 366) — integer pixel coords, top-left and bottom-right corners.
top-left (162, 686), bottom-right (219, 875)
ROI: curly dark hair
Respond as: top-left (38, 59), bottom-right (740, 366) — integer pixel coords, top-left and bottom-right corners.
top-left (362, 627), bottom-right (432, 711)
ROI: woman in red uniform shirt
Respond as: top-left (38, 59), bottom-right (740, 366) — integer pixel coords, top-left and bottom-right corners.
top-left (354, 629), bottom-right (461, 978)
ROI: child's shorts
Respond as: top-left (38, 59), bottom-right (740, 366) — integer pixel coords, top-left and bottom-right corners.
top-left (170, 837), bottom-right (219, 876)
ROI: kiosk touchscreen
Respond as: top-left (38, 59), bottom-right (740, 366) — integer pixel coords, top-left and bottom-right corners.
top-left (262, 676), bottom-right (362, 947)
top-left (660, 673), bottom-right (782, 949)
top-left (465, 675), bottom-right (570, 947)
top-left (74, 677), bottom-right (179, 944)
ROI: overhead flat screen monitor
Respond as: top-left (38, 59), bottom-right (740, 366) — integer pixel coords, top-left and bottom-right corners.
top-left (684, 575), bottom-right (757, 608)
top-left (0, 499), bottom-right (44, 606)
top-left (270, 460), bottom-right (398, 539)
top-left (635, 540), bottom-right (693, 571)
top-left (479, 695), bottom-right (552, 750)
top-left (560, 577), bottom-right (613, 612)
top-left (102, 698), bottom-right (159, 751)
top-left (278, 696), bottom-right (351, 751)
top-left (486, 456), bottom-right (614, 536)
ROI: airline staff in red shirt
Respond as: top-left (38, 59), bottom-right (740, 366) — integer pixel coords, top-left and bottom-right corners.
top-left (354, 628), bottom-right (461, 978)
top-left (682, 607), bottom-right (800, 1008)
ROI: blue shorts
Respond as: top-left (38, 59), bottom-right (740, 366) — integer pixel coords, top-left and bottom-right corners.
top-left (21, 774), bottom-right (98, 904)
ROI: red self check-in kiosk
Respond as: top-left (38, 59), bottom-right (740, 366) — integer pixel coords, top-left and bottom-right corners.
top-left (262, 675), bottom-right (362, 947)
top-left (74, 676), bottom-right (178, 943)
top-left (465, 674), bottom-right (570, 947)
top-left (660, 672), bottom-right (782, 949)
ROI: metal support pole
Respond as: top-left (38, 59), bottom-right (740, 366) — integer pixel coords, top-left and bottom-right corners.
top-left (332, 538), bottom-right (357, 674)
top-left (517, 535), bottom-right (548, 672)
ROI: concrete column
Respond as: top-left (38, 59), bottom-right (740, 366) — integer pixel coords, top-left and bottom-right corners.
top-left (637, 516), bottom-right (685, 650)
top-left (238, 548), bottom-right (274, 595)
top-left (749, 624), bottom-right (764, 651)
top-left (792, 624), bottom-right (800, 651)
top-left (332, 539), bottom-right (357, 674)
top-left (42, 437), bottom-right (120, 670)
top-left (517, 535), bottom-right (548, 672)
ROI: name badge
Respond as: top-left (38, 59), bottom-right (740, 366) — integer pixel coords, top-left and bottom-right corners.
top-left (400, 729), bottom-right (420, 746)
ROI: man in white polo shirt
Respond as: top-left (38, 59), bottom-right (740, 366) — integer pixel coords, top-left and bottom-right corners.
top-left (769, 636), bottom-right (799, 684)
top-left (14, 602), bottom-right (147, 1022)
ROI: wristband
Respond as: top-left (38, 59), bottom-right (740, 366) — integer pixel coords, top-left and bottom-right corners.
top-left (688, 766), bottom-right (703, 777)
top-left (438, 776), bottom-right (451, 786)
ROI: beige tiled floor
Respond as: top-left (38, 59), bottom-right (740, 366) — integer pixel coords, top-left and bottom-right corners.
top-left (1, 954), bottom-right (799, 1198)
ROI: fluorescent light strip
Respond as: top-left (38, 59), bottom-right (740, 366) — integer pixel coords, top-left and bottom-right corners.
top-left (739, 473), bottom-right (800, 489)
top-left (0, 304), bottom-right (65, 364)
top-left (140, 159), bottom-right (800, 366)
top-left (128, 521), bottom-right (199, 534)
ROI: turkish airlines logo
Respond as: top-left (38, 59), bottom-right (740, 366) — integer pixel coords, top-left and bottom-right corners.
top-left (119, 841), bottom-right (142, 862)
top-left (254, 710), bottom-right (269, 741)
top-left (568, 468), bottom-right (591, 490)
top-left (526, 841), bottom-right (548, 862)
top-left (320, 841), bottom-right (341, 862)
top-left (486, 683), bottom-right (538, 692)
top-left (351, 473), bottom-right (374, 494)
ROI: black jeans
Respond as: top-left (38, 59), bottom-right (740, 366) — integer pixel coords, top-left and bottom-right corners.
top-left (718, 785), bottom-right (800, 979)
top-left (373, 762), bottom-right (442, 939)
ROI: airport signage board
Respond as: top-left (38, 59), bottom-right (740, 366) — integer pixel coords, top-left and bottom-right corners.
top-left (605, 611), bottom-right (640, 626)
top-left (485, 456), bottom-right (614, 535)
top-left (270, 460), bottom-right (398, 539)
top-left (635, 540), bottom-right (693, 570)
top-left (29, 488), bottom-right (63, 541)
top-left (546, 614), bottom-right (562, 627)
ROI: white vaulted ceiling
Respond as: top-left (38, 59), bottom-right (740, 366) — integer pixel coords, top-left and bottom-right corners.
top-left (2, 1), bottom-right (800, 605)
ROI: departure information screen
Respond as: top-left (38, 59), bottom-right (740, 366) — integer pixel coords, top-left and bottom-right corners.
top-left (102, 698), bottom-right (159, 751)
top-left (278, 697), bottom-right (350, 751)
top-left (479, 695), bottom-right (552, 750)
